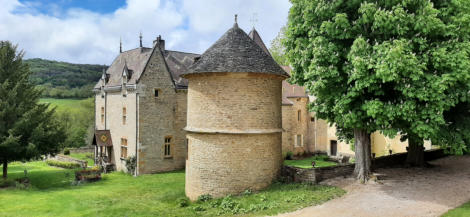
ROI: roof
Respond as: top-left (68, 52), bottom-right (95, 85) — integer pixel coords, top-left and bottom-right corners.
top-left (93, 130), bottom-right (113, 147)
top-left (183, 23), bottom-right (288, 77)
top-left (94, 47), bottom-right (200, 89)
top-left (281, 66), bottom-right (308, 105)
top-left (248, 28), bottom-right (271, 57)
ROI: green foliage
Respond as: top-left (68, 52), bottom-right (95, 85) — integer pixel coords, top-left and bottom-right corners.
top-left (433, 102), bottom-right (470, 155)
top-left (41, 98), bottom-right (94, 148)
top-left (69, 153), bottom-right (94, 166)
top-left (285, 151), bottom-right (294, 160)
top-left (285, 0), bottom-right (470, 145)
top-left (243, 189), bottom-right (253, 196)
top-left (284, 155), bottom-right (337, 169)
top-left (25, 58), bottom-right (103, 99)
top-left (125, 155), bottom-right (137, 175)
top-left (63, 148), bottom-right (70, 155)
top-left (0, 41), bottom-right (66, 179)
top-left (197, 194), bottom-right (213, 202)
top-left (45, 160), bottom-right (81, 169)
top-left (269, 25), bottom-right (289, 66)
top-left (0, 161), bottom-right (345, 216)
top-left (178, 198), bottom-right (189, 207)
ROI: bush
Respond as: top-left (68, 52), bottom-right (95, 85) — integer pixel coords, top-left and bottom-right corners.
top-left (63, 148), bottom-right (70, 155)
top-left (285, 151), bottom-right (293, 160)
top-left (198, 194), bottom-right (212, 202)
top-left (125, 155), bottom-right (137, 175)
top-left (0, 179), bottom-right (15, 188)
top-left (178, 198), bottom-right (189, 207)
top-left (46, 160), bottom-right (81, 169)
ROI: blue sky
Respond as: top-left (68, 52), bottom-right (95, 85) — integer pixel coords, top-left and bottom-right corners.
top-left (1, 0), bottom-right (290, 64)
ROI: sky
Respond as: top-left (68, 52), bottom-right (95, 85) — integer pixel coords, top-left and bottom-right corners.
top-left (0, 0), bottom-right (291, 65)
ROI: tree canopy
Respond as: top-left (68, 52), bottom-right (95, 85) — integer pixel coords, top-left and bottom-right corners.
top-left (0, 41), bottom-right (65, 179)
top-left (285, 0), bottom-right (470, 179)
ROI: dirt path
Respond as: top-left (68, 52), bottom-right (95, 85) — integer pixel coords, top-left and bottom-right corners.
top-left (275, 155), bottom-right (470, 217)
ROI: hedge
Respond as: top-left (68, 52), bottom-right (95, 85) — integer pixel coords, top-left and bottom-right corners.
top-left (46, 160), bottom-right (81, 169)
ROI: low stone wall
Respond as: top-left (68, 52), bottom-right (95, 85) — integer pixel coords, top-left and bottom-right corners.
top-left (52, 154), bottom-right (87, 168)
top-left (69, 146), bottom-right (94, 154)
top-left (282, 149), bottom-right (447, 184)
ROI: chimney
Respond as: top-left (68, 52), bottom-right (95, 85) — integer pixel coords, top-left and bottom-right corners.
top-left (153, 35), bottom-right (165, 51)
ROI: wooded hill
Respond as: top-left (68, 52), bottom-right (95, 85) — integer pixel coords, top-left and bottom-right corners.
top-left (25, 58), bottom-right (104, 98)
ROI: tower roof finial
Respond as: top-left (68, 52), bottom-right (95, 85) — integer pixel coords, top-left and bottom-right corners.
top-left (139, 31), bottom-right (143, 48)
top-left (234, 14), bottom-right (238, 28)
top-left (120, 37), bottom-right (122, 53)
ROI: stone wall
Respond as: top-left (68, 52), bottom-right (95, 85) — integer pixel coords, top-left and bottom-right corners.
top-left (185, 72), bottom-right (284, 201)
top-left (52, 154), bottom-right (88, 168)
top-left (137, 45), bottom-right (186, 174)
top-left (69, 146), bottom-right (94, 154)
top-left (282, 149), bottom-right (446, 184)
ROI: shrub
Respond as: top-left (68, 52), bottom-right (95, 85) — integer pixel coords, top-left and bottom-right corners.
top-left (285, 151), bottom-right (293, 160)
top-left (219, 195), bottom-right (240, 214)
top-left (63, 148), bottom-right (70, 155)
top-left (198, 194), bottom-right (212, 202)
top-left (178, 198), bottom-right (189, 207)
top-left (0, 179), bottom-right (15, 188)
top-left (46, 160), bottom-right (81, 169)
top-left (125, 155), bottom-right (137, 175)
top-left (243, 189), bottom-right (252, 196)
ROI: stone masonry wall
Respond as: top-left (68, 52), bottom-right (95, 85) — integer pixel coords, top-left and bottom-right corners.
top-left (137, 46), bottom-right (186, 174)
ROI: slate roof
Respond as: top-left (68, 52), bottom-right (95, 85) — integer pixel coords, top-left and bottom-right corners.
top-left (94, 47), bottom-right (200, 89)
top-left (183, 23), bottom-right (288, 77)
top-left (248, 28), bottom-right (271, 57)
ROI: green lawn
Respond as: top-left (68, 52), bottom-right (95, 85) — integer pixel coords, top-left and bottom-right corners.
top-left (284, 155), bottom-right (338, 169)
top-left (69, 153), bottom-right (94, 166)
top-left (39, 98), bottom-right (89, 113)
top-left (0, 161), bottom-right (345, 217)
top-left (442, 201), bottom-right (470, 217)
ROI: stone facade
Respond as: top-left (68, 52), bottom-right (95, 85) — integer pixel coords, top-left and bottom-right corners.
top-left (184, 73), bottom-right (284, 200)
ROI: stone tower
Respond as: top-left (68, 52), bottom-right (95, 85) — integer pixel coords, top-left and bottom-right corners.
top-left (182, 19), bottom-right (289, 200)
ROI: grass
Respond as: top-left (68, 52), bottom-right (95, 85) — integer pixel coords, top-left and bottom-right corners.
top-left (39, 98), bottom-right (89, 113)
top-left (284, 155), bottom-right (338, 169)
top-left (69, 153), bottom-right (94, 166)
top-left (0, 161), bottom-right (345, 217)
top-left (441, 201), bottom-right (470, 217)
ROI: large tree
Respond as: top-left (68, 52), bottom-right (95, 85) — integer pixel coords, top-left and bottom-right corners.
top-left (284, 0), bottom-right (470, 181)
top-left (0, 41), bottom-right (65, 179)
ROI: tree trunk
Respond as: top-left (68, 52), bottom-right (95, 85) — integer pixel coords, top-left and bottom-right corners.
top-left (2, 160), bottom-right (7, 180)
top-left (406, 137), bottom-right (425, 167)
top-left (353, 128), bottom-right (371, 183)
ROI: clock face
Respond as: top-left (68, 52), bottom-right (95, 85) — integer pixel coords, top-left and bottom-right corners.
top-left (100, 135), bottom-right (108, 142)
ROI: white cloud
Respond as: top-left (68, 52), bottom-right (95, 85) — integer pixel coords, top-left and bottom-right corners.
top-left (0, 0), bottom-right (290, 64)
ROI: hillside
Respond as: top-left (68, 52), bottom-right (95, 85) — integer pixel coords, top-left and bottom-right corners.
top-left (25, 58), bottom-right (104, 98)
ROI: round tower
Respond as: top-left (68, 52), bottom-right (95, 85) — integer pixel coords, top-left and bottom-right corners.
top-left (182, 19), bottom-right (289, 200)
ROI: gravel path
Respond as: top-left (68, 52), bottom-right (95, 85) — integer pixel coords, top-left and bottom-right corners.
top-left (275, 155), bottom-right (470, 217)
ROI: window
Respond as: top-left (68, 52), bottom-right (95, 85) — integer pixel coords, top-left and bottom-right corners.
top-left (121, 138), bottom-right (128, 158)
top-left (154, 89), bottom-right (160, 98)
top-left (122, 107), bottom-right (127, 125)
top-left (101, 107), bottom-right (105, 124)
top-left (311, 117), bottom-right (315, 122)
top-left (164, 137), bottom-right (172, 158)
top-left (295, 134), bottom-right (303, 147)
top-left (297, 110), bottom-right (301, 122)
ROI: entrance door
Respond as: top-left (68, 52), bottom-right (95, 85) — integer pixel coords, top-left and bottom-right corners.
top-left (330, 140), bottom-right (337, 156)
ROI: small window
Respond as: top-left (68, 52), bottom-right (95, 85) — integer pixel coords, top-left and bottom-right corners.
top-left (121, 138), bottom-right (128, 158)
top-left (311, 117), bottom-right (315, 122)
top-left (122, 107), bottom-right (127, 125)
top-left (101, 107), bottom-right (105, 124)
top-left (297, 110), bottom-right (301, 122)
top-left (154, 89), bottom-right (160, 98)
top-left (164, 136), bottom-right (172, 158)
top-left (295, 134), bottom-right (303, 147)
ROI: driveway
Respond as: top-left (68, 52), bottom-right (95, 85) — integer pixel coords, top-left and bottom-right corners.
top-left (275, 155), bottom-right (470, 217)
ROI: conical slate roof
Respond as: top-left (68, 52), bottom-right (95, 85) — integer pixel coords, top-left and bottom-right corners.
top-left (248, 28), bottom-right (271, 57)
top-left (183, 23), bottom-right (288, 77)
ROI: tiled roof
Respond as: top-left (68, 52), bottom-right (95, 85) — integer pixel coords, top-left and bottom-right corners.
top-left (248, 28), bottom-right (271, 57)
top-left (281, 66), bottom-right (308, 105)
top-left (94, 47), bottom-right (200, 89)
top-left (183, 23), bottom-right (288, 77)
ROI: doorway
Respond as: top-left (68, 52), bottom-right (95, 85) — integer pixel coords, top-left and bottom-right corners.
top-left (330, 140), bottom-right (337, 156)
